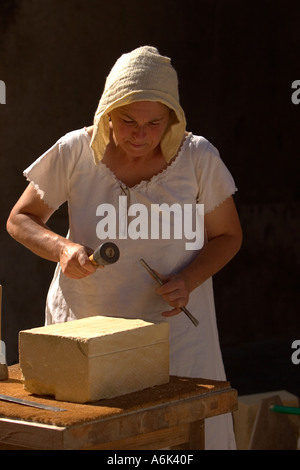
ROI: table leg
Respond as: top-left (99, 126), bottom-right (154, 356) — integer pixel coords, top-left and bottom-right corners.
top-left (188, 419), bottom-right (205, 449)
top-left (170, 419), bottom-right (205, 450)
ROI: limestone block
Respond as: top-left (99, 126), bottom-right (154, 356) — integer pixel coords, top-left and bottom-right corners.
top-left (233, 390), bottom-right (299, 450)
top-left (19, 316), bottom-right (169, 403)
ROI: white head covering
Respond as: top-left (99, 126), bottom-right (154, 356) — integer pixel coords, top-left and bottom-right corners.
top-left (90, 46), bottom-right (186, 164)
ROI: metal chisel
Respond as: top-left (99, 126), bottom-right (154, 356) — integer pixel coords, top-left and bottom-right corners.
top-left (139, 258), bottom-right (199, 327)
top-left (0, 393), bottom-right (66, 412)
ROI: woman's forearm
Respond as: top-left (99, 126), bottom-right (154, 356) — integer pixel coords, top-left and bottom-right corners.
top-left (6, 211), bottom-right (69, 263)
top-left (7, 211), bottom-right (97, 279)
top-left (6, 185), bottom-right (97, 279)
top-left (181, 196), bottom-right (243, 293)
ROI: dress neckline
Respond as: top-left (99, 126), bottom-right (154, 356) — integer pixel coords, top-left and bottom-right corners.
top-left (83, 127), bottom-right (192, 190)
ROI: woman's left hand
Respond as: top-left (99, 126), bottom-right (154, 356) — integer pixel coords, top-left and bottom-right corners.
top-left (156, 274), bottom-right (189, 317)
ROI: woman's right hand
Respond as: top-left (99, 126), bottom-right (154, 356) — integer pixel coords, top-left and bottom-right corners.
top-left (59, 243), bottom-right (98, 279)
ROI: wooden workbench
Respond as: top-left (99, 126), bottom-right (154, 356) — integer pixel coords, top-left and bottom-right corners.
top-left (0, 365), bottom-right (237, 450)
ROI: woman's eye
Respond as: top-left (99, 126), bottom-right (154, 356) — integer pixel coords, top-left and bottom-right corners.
top-left (122, 119), bottom-right (134, 125)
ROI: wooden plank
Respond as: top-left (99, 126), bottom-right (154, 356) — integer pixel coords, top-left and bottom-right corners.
top-left (62, 398), bottom-right (203, 449)
top-left (81, 423), bottom-right (192, 450)
top-left (62, 388), bottom-right (237, 450)
top-left (0, 418), bottom-right (65, 450)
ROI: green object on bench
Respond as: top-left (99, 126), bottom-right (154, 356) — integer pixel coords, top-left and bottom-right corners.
top-left (270, 405), bottom-right (300, 416)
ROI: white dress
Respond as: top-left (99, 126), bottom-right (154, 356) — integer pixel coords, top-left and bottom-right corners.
top-left (24, 128), bottom-right (238, 449)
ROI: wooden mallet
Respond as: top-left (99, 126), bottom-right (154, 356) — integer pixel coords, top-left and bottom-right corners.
top-left (0, 285), bottom-right (8, 380)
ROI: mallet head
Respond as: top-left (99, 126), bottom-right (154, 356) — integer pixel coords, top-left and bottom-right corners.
top-left (89, 242), bottom-right (120, 266)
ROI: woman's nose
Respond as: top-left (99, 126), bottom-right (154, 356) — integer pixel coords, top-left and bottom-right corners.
top-left (132, 125), bottom-right (147, 140)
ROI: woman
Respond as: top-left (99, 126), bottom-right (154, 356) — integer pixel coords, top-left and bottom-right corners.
top-left (7, 46), bottom-right (242, 449)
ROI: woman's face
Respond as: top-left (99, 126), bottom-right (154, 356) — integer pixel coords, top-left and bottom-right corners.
top-left (109, 101), bottom-right (171, 159)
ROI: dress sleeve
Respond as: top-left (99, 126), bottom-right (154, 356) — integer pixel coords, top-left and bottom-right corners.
top-left (193, 138), bottom-right (238, 214)
top-left (23, 132), bottom-right (80, 210)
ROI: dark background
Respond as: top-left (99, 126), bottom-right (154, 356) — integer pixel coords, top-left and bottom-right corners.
top-left (0, 0), bottom-right (299, 397)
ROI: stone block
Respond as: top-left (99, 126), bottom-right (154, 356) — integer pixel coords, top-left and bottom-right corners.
top-left (233, 390), bottom-right (299, 450)
top-left (19, 316), bottom-right (169, 403)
